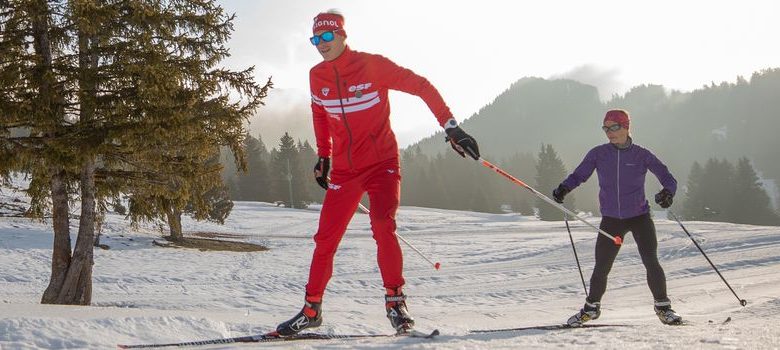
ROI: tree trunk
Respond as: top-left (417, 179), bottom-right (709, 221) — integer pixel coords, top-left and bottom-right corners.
top-left (167, 207), bottom-right (183, 241)
top-left (42, 162), bottom-right (98, 306)
top-left (32, 0), bottom-right (73, 305)
top-left (41, 19), bottom-right (99, 305)
top-left (41, 169), bottom-right (72, 304)
top-left (93, 211), bottom-right (103, 247)
top-left (52, 160), bottom-right (96, 305)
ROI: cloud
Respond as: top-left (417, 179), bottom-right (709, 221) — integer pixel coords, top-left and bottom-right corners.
top-left (551, 64), bottom-right (627, 101)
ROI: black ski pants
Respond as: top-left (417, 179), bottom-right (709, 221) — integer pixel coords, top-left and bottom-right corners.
top-left (587, 213), bottom-right (668, 303)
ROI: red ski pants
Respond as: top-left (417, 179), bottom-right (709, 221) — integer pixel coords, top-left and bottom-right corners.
top-left (305, 158), bottom-right (404, 299)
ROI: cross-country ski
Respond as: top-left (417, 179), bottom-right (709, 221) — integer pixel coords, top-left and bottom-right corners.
top-left (118, 329), bottom-right (439, 349)
top-left (471, 324), bottom-right (630, 333)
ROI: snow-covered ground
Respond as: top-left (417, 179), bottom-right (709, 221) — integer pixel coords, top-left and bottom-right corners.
top-left (1, 189), bottom-right (779, 349)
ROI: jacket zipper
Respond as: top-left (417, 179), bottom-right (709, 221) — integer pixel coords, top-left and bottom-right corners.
top-left (616, 148), bottom-right (621, 218)
top-left (333, 66), bottom-right (354, 169)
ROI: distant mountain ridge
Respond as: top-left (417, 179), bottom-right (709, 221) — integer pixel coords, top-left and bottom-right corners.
top-left (412, 77), bottom-right (602, 163)
top-left (406, 69), bottom-right (780, 196)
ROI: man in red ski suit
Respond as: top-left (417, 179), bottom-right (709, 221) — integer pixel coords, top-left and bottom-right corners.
top-left (276, 10), bottom-right (480, 336)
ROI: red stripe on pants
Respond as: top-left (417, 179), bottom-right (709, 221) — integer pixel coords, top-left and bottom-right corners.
top-left (305, 158), bottom-right (404, 299)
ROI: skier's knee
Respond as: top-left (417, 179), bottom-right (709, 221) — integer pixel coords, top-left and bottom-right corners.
top-left (370, 216), bottom-right (396, 234)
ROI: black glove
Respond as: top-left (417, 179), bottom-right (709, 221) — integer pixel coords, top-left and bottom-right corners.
top-left (444, 126), bottom-right (480, 160)
top-left (552, 184), bottom-right (570, 204)
top-left (314, 157), bottom-right (330, 190)
top-left (654, 188), bottom-right (673, 208)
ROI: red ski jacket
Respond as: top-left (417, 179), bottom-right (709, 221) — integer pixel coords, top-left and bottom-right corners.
top-left (310, 46), bottom-right (454, 172)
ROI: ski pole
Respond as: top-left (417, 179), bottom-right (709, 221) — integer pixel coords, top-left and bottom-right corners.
top-left (564, 213), bottom-right (588, 296)
top-left (668, 210), bottom-right (747, 307)
top-left (355, 202), bottom-right (442, 270)
top-left (321, 177), bottom-right (441, 270)
top-left (476, 158), bottom-right (622, 245)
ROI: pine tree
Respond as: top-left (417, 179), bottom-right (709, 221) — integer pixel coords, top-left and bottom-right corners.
top-left (730, 157), bottom-right (780, 225)
top-left (182, 151), bottom-right (233, 224)
top-left (701, 158), bottom-right (736, 222)
top-left (503, 152), bottom-right (536, 215)
top-left (269, 133), bottom-right (308, 208)
top-left (254, 135), bottom-right (273, 202)
top-left (236, 133), bottom-right (270, 202)
top-left (682, 157), bottom-right (779, 225)
top-left (0, 0), bottom-right (269, 305)
top-left (0, 0), bottom-right (102, 306)
top-left (535, 144), bottom-right (571, 221)
top-left (681, 161), bottom-right (707, 220)
top-left (425, 154), bottom-right (451, 209)
top-left (400, 146), bottom-right (431, 207)
top-left (297, 140), bottom-right (320, 203)
top-left (220, 147), bottom-right (241, 199)
top-left (435, 151), bottom-right (480, 211)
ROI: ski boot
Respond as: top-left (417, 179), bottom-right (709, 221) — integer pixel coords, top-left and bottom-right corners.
top-left (385, 288), bottom-right (414, 332)
top-left (654, 299), bottom-right (683, 325)
top-left (566, 300), bottom-right (601, 327)
top-left (276, 299), bottom-right (322, 336)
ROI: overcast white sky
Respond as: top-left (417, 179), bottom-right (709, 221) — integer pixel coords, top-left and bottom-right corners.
top-left (220, 0), bottom-right (779, 147)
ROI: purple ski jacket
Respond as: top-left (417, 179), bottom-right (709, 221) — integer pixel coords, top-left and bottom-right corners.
top-left (561, 140), bottom-right (677, 219)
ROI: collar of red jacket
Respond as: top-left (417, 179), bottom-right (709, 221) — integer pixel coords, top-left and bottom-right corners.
top-left (321, 45), bottom-right (354, 69)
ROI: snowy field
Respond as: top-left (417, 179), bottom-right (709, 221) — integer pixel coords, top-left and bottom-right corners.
top-left (1, 189), bottom-right (779, 349)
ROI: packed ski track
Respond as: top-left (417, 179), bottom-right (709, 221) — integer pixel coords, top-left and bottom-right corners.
top-left (1, 192), bottom-right (779, 349)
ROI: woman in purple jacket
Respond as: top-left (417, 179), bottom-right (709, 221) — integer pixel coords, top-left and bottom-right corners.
top-left (552, 109), bottom-right (682, 326)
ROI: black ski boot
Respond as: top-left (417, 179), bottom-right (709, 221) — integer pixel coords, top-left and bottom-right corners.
top-left (385, 289), bottom-right (414, 332)
top-left (276, 300), bottom-right (322, 336)
top-left (566, 300), bottom-right (601, 327)
top-left (654, 299), bottom-right (682, 325)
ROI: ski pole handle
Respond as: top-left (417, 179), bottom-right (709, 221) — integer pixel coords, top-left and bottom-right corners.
top-left (477, 158), bottom-right (622, 246)
top-left (357, 203), bottom-right (441, 270)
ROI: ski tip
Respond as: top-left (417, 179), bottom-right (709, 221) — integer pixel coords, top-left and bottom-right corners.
top-left (614, 236), bottom-right (623, 245)
top-left (434, 262), bottom-right (441, 270)
top-left (397, 328), bottom-right (440, 338)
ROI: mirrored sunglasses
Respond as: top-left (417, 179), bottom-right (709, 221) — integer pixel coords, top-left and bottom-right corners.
top-left (602, 124), bottom-right (623, 132)
top-left (310, 31), bottom-right (335, 45)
